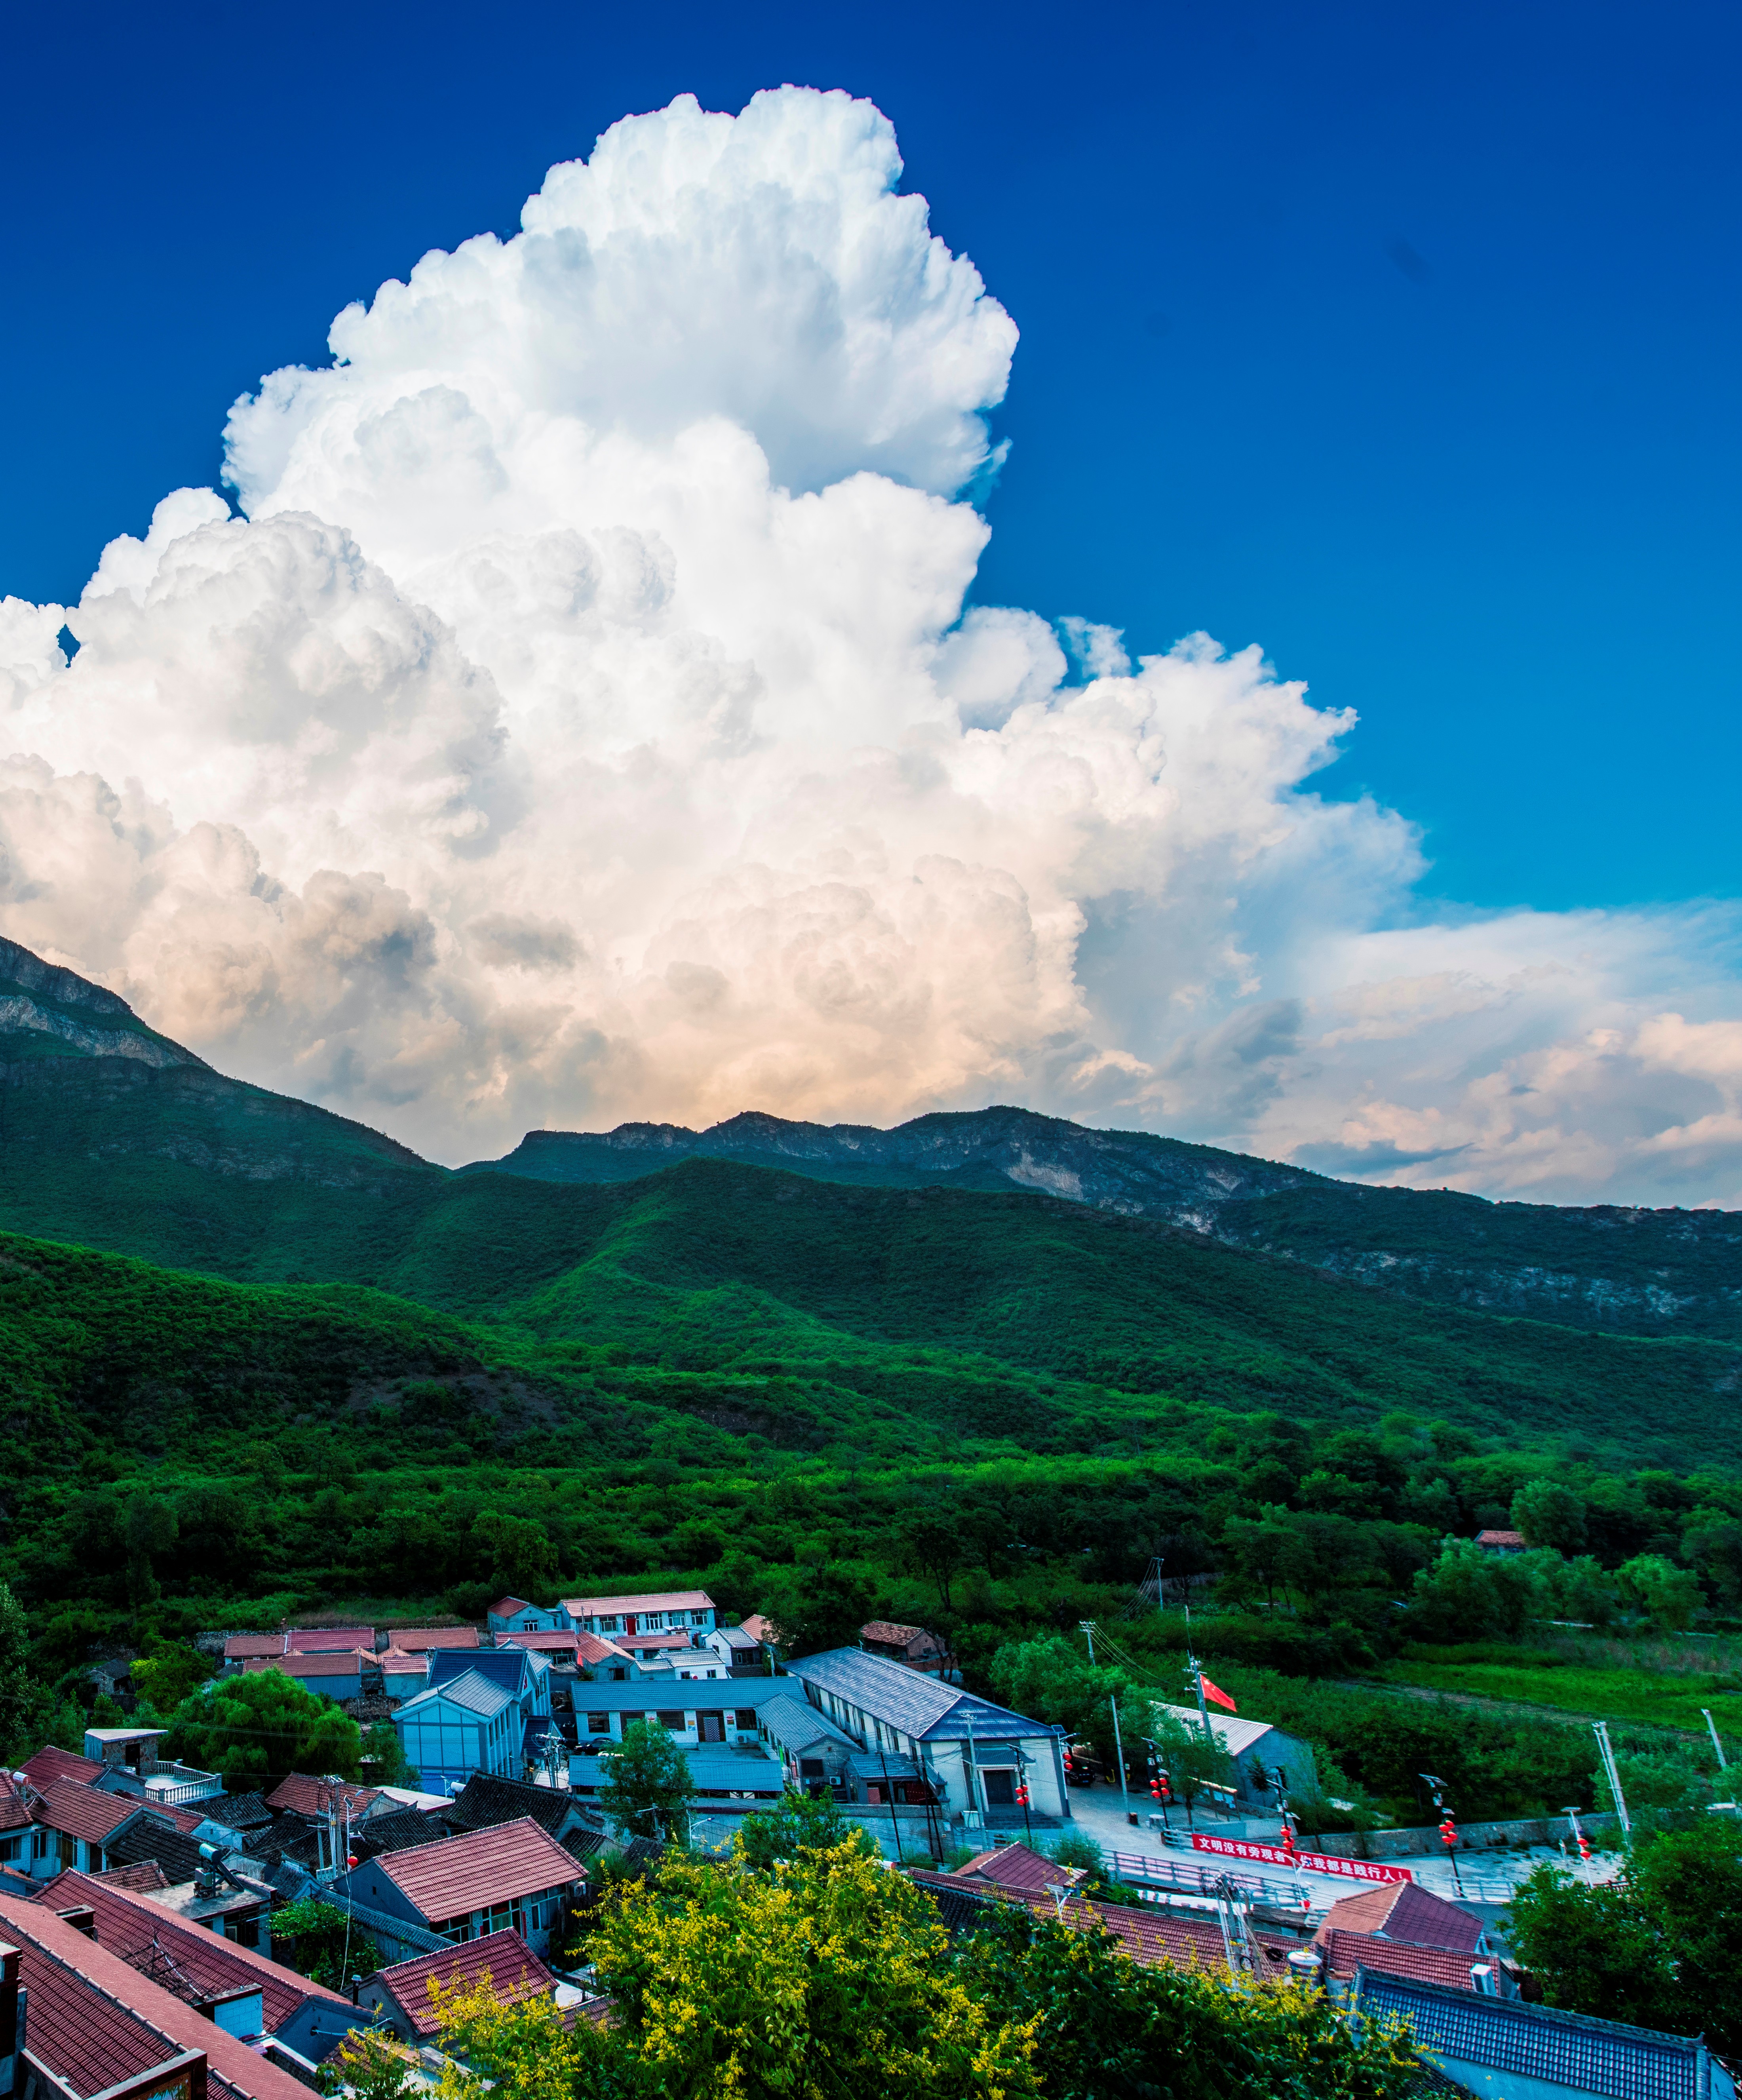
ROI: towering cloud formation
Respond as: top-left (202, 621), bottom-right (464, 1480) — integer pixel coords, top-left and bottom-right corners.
top-left (0, 88), bottom-right (1736, 1200)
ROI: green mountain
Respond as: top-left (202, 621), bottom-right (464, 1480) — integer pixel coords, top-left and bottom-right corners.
top-left (0, 935), bottom-right (1738, 1480)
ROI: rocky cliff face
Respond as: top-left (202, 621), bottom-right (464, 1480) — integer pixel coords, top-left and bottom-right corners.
top-left (484, 1107), bottom-right (1742, 1340)
top-left (0, 938), bottom-right (205, 1069)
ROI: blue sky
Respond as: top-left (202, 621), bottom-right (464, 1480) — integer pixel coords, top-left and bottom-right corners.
top-left (1, 0), bottom-right (1734, 921)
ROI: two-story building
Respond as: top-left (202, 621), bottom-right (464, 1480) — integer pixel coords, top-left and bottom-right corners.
top-left (488, 1598), bottom-right (558, 1636)
top-left (557, 1590), bottom-right (715, 1642)
top-left (392, 1670), bottom-right (525, 1792)
top-left (785, 1651), bottom-right (1071, 1826)
top-left (337, 1817), bottom-right (588, 1957)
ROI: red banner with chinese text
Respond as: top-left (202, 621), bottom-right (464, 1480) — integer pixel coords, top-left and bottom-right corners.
top-left (1189, 1834), bottom-right (1413, 1884)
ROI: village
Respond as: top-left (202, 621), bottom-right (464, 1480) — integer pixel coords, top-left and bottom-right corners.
top-left (0, 1585), bottom-right (1719, 2100)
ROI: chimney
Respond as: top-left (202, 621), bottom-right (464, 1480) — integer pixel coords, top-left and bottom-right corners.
top-left (0, 1944), bottom-right (23, 2100)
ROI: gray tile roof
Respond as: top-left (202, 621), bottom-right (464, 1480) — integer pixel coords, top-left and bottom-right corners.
top-left (784, 1651), bottom-right (1050, 1742)
top-left (1352, 1972), bottom-right (1712, 2100)
top-left (399, 1668), bottom-right (513, 1720)
top-left (757, 1695), bottom-right (852, 1753)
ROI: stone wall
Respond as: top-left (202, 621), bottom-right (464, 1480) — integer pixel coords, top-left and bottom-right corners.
top-left (1309, 1812), bottom-right (1621, 1858)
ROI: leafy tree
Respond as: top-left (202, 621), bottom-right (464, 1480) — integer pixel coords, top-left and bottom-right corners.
top-left (1510, 1480), bottom-right (1587, 1555)
top-left (1404, 1539), bottom-right (1538, 1642)
top-left (322, 2029), bottom-right (416, 2100)
top-left (956, 1903), bottom-right (1430, 2100)
top-left (600, 1720), bottom-right (696, 1842)
top-left (471, 1512), bottom-right (556, 1598)
top-left (988, 1634), bottom-right (1129, 1768)
top-left (760, 1561), bottom-right (874, 1659)
top-left (430, 1970), bottom-right (599, 2100)
top-left (1616, 1554), bottom-right (1702, 1632)
top-left (166, 1668), bottom-right (361, 1787)
top-left (900, 1515), bottom-right (964, 1611)
top-left (123, 1493), bottom-right (177, 1607)
top-left (1147, 1706), bottom-right (1233, 1830)
top-left (1506, 1824), bottom-right (1742, 2053)
top-left (734, 1787), bottom-right (865, 1870)
top-left (361, 1719), bottom-right (415, 1786)
top-left (0, 1581), bottom-right (32, 1760)
top-left (593, 1841), bottom-right (1039, 2097)
top-left (131, 1640), bottom-right (215, 1714)
top-left (274, 1898), bottom-right (380, 1991)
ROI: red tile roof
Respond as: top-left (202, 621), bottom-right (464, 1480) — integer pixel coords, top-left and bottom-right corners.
top-left (0, 1893), bottom-right (314, 2100)
top-left (284, 1627), bottom-right (375, 1653)
top-left (956, 1843), bottom-right (1083, 1895)
top-left (860, 1621), bottom-right (942, 1649)
top-left (615, 1630), bottom-right (699, 1651)
top-left (371, 1817), bottom-right (588, 1923)
top-left (90, 1860), bottom-right (171, 1893)
top-left (31, 1780), bottom-right (144, 1844)
top-left (32, 1870), bottom-right (348, 2033)
top-left (1317, 1929), bottom-right (1478, 1990)
top-left (499, 1631), bottom-right (584, 1656)
top-left (20, 1746), bottom-right (103, 1789)
top-left (911, 1870), bottom-right (1289, 1979)
top-left (1475, 1530), bottom-right (1527, 1550)
top-left (489, 1597), bottom-right (535, 1618)
top-left (265, 1774), bottom-right (382, 1819)
top-left (224, 1634), bottom-right (287, 1660)
top-left (0, 1775), bottom-right (35, 1832)
top-left (370, 1928), bottom-right (555, 2037)
top-left (387, 1627), bottom-right (480, 1651)
top-left (246, 1651), bottom-right (370, 1678)
top-left (1316, 1882), bottom-right (1483, 1954)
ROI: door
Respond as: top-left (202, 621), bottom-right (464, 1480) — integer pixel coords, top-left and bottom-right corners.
top-left (981, 1769), bottom-right (1016, 1807)
top-left (700, 1713), bottom-right (723, 1743)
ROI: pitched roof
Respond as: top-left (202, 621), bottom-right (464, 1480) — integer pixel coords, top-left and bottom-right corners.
top-left (860, 1621), bottom-right (941, 1647)
top-left (1316, 1929), bottom-right (1478, 1990)
top-left (498, 1630), bottom-right (586, 1656)
top-left (560, 1589), bottom-right (713, 1618)
top-left (682, 1751), bottom-right (785, 1793)
top-left (955, 1843), bottom-right (1078, 1895)
top-left (1317, 1881), bottom-right (1483, 1955)
top-left (209, 1791), bottom-right (276, 1829)
top-left (284, 1626), bottom-right (375, 1653)
top-left (387, 1627), bottom-right (480, 1651)
top-left (99, 1819), bottom-right (207, 1884)
top-left (0, 1775), bottom-right (34, 1832)
top-left (1475, 1530), bottom-right (1527, 1549)
top-left (223, 1634), bottom-right (287, 1659)
top-left (369, 1928), bottom-right (555, 2037)
top-left (430, 1649), bottom-right (541, 1697)
top-left (369, 1818), bottom-right (588, 1922)
top-left (1150, 1701), bottom-right (1283, 1759)
top-left (265, 1775), bottom-right (382, 1820)
top-left (784, 1650), bottom-right (1048, 1742)
top-left (738, 1614), bottom-right (776, 1645)
top-left (1351, 1969), bottom-right (1713, 2099)
top-left (31, 1869), bottom-right (346, 2033)
top-left (20, 1745), bottom-right (103, 1788)
top-left (0, 1891), bottom-right (317, 2100)
top-left (398, 1668), bottom-right (515, 1720)
top-left (354, 1807), bottom-right (453, 1860)
top-left (245, 1650), bottom-right (370, 1677)
top-left (908, 1871), bottom-right (1288, 1980)
top-left (90, 1860), bottom-right (171, 1893)
top-left (32, 1779), bottom-right (146, 1843)
top-left (711, 1626), bottom-right (763, 1650)
top-left (757, 1694), bottom-right (852, 1752)
top-left (488, 1596), bottom-right (535, 1617)
top-left (446, 1773), bottom-right (595, 1843)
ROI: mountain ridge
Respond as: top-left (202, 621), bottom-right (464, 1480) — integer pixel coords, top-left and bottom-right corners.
top-left (0, 932), bottom-right (1737, 1341)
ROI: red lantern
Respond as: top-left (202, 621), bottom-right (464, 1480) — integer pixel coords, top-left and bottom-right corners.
top-left (1439, 1818), bottom-right (1458, 1849)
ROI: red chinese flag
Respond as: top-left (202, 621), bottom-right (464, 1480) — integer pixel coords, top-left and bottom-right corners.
top-left (1200, 1674), bottom-right (1238, 1712)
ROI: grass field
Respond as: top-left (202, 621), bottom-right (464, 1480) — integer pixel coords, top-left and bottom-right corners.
top-left (1378, 1650), bottom-right (1742, 1737)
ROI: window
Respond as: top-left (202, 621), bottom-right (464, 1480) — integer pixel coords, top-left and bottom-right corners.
top-left (656, 1710), bottom-right (685, 1730)
top-left (620, 1712), bottom-right (645, 1731)
top-left (487, 1902), bottom-right (513, 1933)
top-left (691, 1611), bottom-right (707, 1625)
top-left (587, 1714), bottom-right (609, 1734)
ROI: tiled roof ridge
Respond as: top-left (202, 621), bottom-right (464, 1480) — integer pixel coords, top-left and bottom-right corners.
top-left (1358, 1967), bottom-right (1709, 2049)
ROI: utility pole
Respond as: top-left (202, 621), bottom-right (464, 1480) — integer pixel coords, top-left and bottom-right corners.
top-left (1183, 1606), bottom-right (1216, 1751)
top-left (1701, 1708), bottom-right (1730, 1771)
top-left (1079, 1621), bottom-right (1096, 1664)
top-left (1110, 1694), bottom-right (1132, 1826)
top-left (1592, 1722), bottom-right (1632, 1847)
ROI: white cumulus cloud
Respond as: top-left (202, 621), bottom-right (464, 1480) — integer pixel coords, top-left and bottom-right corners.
top-left (0, 85), bottom-right (1736, 1204)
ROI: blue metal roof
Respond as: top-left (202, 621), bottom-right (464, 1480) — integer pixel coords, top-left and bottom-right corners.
top-left (757, 1695), bottom-right (852, 1752)
top-left (682, 1750), bottom-right (785, 1794)
top-left (397, 1669), bottom-right (514, 1720)
top-left (784, 1651), bottom-right (1050, 1742)
top-left (430, 1649), bottom-right (540, 1697)
top-left (1353, 1972), bottom-right (1710, 2100)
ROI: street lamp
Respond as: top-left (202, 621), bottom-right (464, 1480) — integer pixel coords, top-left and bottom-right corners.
top-left (1419, 1773), bottom-right (1464, 1899)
